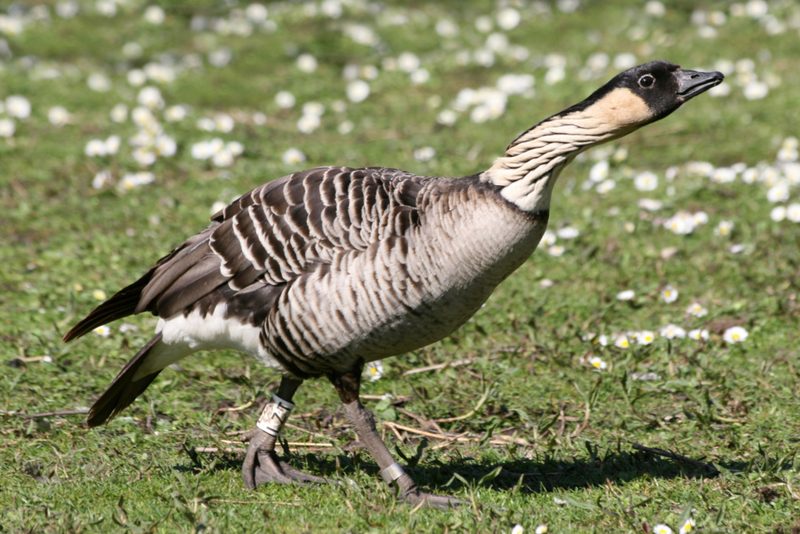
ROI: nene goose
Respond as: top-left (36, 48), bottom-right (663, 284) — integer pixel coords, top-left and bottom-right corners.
top-left (65, 61), bottom-right (722, 508)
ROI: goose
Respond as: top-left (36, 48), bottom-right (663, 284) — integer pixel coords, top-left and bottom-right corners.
top-left (64, 61), bottom-right (723, 508)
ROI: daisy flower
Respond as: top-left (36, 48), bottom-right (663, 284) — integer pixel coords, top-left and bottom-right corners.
top-left (0, 118), bottom-right (15, 138)
top-left (110, 103), bottom-right (128, 123)
top-left (548, 245), bottom-right (564, 257)
top-left (723, 326), bottom-right (748, 343)
top-left (596, 179), bottom-right (616, 194)
top-left (6, 95), bottom-right (31, 119)
top-left (143, 5), bottom-right (165, 25)
top-left (119, 323), bottom-right (139, 333)
top-left (714, 220), bottom-right (734, 236)
top-left (661, 285), bottom-right (679, 303)
top-left (93, 325), bottom-right (112, 337)
top-left (48, 106), bottom-right (70, 126)
top-left (92, 170), bottom-right (113, 189)
top-left (413, 147), bottom-right (436, 162)
top-left (589, 160), bottom-right (609, 182)
top-left (539, 230), bottom-right (557, 246)
top-left (688, 329), bottom-right (709, 341)
top-left (634, 171), bottom-right (658, 191)
top-left (588, 356), bottom-right (607, 370)
top-left (679, 518), bottom-right (696, 534)
top-left (510, 525), bottom-right (524, 534)
top-left (787, 204), bottom-right (800, 223)
top-left (346, 80), bottom-right (370, 103)
top-left (660, 324), bottom-right (686, 339)
top-left (296, 53), bottom-right (317, 73)
top-left (616, 290), bottom-right (635, 301)
top-left (535, 526), bottom-right (547, 534)
top-left (614, 335), bottom-right (630, 349)
top-left (275, 91), bottom-right (296, 109)
top-left (282, 147), bottom-right (306, 165)
top-left (653, 525), bottom-right (673, 534)
top-left (365, 361), bottom-right (383, 381)
top-left (635, 331), bottom-right (656, 345)
top-left (556, 227), bottom-right (580, 239)
top-left (770, 206), bottom-right (787, 222)
top-left (87, 73), bottom-right (111, 92)
top-left (338, 121), bottom-right (354, 135)
top-left (686, 303), bottom-right (708, 317)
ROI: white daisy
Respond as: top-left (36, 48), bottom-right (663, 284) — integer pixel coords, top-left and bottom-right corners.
top-left (282, 147), bottom-right (306, 165)
top-left (365, 361), bottom-right (383, 381)
top-left (616, 290), bottom-right (635, 301)
top-left (635, 331), bottom-right (656, 345)
top-left (47, 106), bottom-right (70, 126)
top-left (539, 230), bottom-right (556, 246)
top-left (143, 5), bottom-right (165, 25)
top-left (110, 103), bottom-right (128, 123)
top-left (588, 356), bottom-right (607, 370)
top-left (634, 171), bottom-right (658, 191)
top-left (346, 80), bottom-right (370, 103)
top-left (660, 324), bottom-right (686, 339)
top-left (688, 329), bottom-right (709, 341)
top-left (556, 227), bottom-right (579, 239)
top-left (87, 73), bottom-right (111, 92)
top-left (296, 53), bottom-right (318, 73)
top-left (787, 204), bottom-right (800, 223)
top-left (0, 118), bottom-right (16, 137)
top-left (661, 285), bottom-right (679, 303)
top-left (6, 95), bottom-right (31, 119)
top-left (686, 303), bottom-right (708, 317)
top-left (275, 91), bottom-right (296, 109)
top-left (723, 326), bottom-right (748, 343)
top-left (93, 325), bottom-right (112, 337)
top-left (714, 220), bottom-right (734, 236)
top-left (413, 147), bottom-right (436, 162)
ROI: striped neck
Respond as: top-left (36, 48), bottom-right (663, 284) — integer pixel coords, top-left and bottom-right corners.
top-left (481, 110), bottom-right (631, 212)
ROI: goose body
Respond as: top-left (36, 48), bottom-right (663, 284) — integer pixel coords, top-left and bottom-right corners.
top-left (65, 61), bottom-right (723, 506)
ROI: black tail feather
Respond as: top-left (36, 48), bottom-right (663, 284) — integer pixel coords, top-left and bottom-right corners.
top-left (87, 333), bottom-right (163, 427)
top-left (63, 267), bottom-right (156, 342)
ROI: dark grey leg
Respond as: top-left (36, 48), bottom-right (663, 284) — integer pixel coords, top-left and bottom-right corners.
top-left (329, 360), bottom-right (461, 509)
top-left (242, 376), bottom-right (330, 488)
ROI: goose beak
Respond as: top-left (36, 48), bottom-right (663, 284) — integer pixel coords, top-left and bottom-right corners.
top-left (675, 69), bottom-right (725, 101)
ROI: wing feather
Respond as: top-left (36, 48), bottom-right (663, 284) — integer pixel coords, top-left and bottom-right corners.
top-left (66, 166), bottom-right (430, 340)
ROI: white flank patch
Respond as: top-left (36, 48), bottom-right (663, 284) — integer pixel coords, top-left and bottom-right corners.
top-left (135, 305), bottom-right (284, 380)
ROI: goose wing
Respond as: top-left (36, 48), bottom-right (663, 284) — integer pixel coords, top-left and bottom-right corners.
top-left (64, 166), bottom-right (427, 340)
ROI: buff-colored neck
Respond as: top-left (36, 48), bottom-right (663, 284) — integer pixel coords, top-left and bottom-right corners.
top-left (481, 102), bottom-right (643, 212)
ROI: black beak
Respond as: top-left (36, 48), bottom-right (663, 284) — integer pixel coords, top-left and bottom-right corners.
top-left (675, 69), bottom-right (725, 101)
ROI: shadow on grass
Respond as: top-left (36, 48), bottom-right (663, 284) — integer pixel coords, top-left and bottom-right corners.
top-left (176, 440), bottom-right (759, 496)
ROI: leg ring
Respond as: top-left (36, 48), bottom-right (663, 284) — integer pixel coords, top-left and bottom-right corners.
top-left (380, 462), bottom-right (406, 485)
top-left (256, 393), bottom-right (295, 436)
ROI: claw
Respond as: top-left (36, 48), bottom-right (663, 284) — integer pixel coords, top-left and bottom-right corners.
top-left (242, 427), bottom-right (332, 488)
top-left (400, 485), bottom-right (463, 510)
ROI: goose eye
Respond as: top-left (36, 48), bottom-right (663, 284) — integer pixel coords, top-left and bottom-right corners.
top-left (638, 74), bottom-right (655, 88)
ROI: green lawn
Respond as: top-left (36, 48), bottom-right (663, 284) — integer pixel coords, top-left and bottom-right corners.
top-left (2, 1), bottom-right (799, 532)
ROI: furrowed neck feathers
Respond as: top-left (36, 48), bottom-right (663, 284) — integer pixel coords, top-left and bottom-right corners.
top-left (481, 101), bottom-right (642, 213)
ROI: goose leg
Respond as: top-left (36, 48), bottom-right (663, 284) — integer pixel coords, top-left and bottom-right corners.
top-left (242, 376), bottom-right (330, 488)
top-left (328, 360), bottom-right (461, 509)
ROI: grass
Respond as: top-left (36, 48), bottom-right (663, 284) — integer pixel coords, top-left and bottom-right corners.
top-left (2, 0), bottom-right (800, 532)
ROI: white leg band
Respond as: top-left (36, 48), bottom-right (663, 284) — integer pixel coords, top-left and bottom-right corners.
top-left (380, 462), bottom-right (406, 485)
top-left (256, 394), bottom-right (295, 437)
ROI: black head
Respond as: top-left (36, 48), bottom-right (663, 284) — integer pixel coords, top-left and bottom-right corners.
top-left (561, 60), bottom-right (724, 130)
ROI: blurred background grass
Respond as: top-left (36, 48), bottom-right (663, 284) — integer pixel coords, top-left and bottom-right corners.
top-left (1, 0), bottom-right (799, 532)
